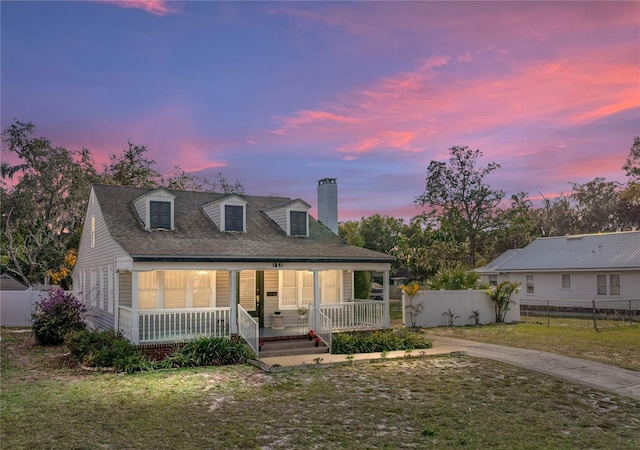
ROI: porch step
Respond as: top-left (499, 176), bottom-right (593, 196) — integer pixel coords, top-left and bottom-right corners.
top-left (259, 337), bottom-right (329, 358)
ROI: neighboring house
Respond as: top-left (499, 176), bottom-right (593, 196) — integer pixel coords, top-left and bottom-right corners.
top-left (72, 179), bottom-right (394, 351)
top-left (477, 231), bottom-right (640, 306)
top-left (0, 273), bottom-right (29, 291)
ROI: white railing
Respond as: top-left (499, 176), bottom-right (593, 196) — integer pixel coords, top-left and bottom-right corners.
top-left (237, 305), bottom-right (259, 356)
top-left (320, 301), bottom-right (384, 330)
top-left (137, 308), bottom-right (230, 343)
top-left (308, 304), bottom-right (333, 350)
top-left (118, 306), bottom-right (134, 342)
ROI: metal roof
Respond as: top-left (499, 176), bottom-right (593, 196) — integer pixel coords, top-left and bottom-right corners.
top-left (475, 249), bottom-right (521, 274)
top-left (492, 232), bottom-right (640, 272)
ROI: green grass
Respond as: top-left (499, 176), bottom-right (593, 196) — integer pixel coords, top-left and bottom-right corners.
top-left (2, 328), bottom-right (639, 449)
top-left (389, 298), bottom-right (403, 321)
top-left (424, 317), bottom-right (640, 371)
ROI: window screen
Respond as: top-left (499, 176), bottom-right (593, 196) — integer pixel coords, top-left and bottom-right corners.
top-left (290, 211), bottom-right (307, 236)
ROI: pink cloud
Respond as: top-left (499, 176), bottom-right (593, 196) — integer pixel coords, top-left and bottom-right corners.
top-left (97, 1), bottom-right (181, 16)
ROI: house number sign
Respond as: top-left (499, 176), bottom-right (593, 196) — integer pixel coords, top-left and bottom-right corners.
top-left (272, 262), bottom-right (283, 268)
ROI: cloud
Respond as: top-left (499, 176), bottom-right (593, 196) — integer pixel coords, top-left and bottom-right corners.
top-left (97, 1), bottom-right (182, 16)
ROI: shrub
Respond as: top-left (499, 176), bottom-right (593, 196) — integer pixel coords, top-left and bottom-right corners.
top-left (32, 288), bottom-right (87, 345)
top-left (486, 281), bottom-right (521, 323)
top-left (331, 329), bottom-right (432, 354)
top-left (427, 266), bottom-right (487, 290)
top-left (159, 336), bottom-right (255, 369)
top-left (65, 329), bottom-right (140, 368)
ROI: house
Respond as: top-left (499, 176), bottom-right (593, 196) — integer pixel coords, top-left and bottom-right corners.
top-left (0, 273), bottom-right (29, 291)
top-left (476, 231), bottom-right (640, 308)
top-left (72, 179), bottom-right (393, 353)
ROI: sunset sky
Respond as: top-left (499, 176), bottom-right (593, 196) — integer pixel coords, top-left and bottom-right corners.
top-left (2, 1), bottom-right (639, 221)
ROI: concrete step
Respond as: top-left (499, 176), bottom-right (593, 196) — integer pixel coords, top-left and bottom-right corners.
top-left (259, 337), bottom-right (329, 358)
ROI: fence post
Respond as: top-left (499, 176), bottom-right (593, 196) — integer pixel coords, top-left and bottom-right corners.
top-left (547, 300), bottom-right (550, 328)
top-left (629, 299), bottom-right (632, 326)
top-left (592, 298), bottom-right (599, 333)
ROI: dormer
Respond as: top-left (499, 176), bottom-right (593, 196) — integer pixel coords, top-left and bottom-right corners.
top-left (202, 194), bottom-right (248, 232)
top-left (132, 188), bottom-right (176, 230)
top-left (264, 199), bottom-right (311, 237)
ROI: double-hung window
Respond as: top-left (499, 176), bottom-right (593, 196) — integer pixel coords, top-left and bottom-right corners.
top-left (150, 201), bottom-right (171, 229)
top-left (526, 275), bottom-right (534, 294)
top-left (290, 211), bottom-right (307, 236)
top-left (598, 274), bottom-right (621, 296)
top-left (225, 205), bottom-right (244, 232)
top-left (561, 274), bottom-right (571, 289)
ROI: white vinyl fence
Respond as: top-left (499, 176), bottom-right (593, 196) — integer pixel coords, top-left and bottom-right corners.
top-left (0, 289), bottom-right (44, 326)
top-left (402, 289), bottom-right (521, 328)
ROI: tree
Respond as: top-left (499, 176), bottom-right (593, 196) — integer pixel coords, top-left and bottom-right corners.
top-left (623, 136), bottom-right (640, 182)
top-left (102, 141), bottom-right (159, 187)
top-left (569, 178), bottom-right (622, 233)
top-left (415, 146), bottom-right (505, 266)
top-left (395, 215), bottom-right (467, 280)
top-left (1, 121), bottom-right (96, 284)
top-left (536, 193), bottom-right (577, 237)
top-left (163, 165), bottom-right (245, 194)
top-left (358, 214), bottom-right (404, 256)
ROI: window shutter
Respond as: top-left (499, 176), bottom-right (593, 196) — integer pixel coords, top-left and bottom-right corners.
top-left (290, 211), bottom-right (307, 236)
top-left (225, 205), bottom-right (244, 231)
top-left (150, 201), bottom-right (171, 229)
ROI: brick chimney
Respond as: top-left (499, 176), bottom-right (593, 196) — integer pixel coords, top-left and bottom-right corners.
top-left (317, 178), bottom-right (338, 234)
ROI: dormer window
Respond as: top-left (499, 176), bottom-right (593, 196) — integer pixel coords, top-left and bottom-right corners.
top-left (225, 205), bottom-right (244, 232)
top-left (290, 211), bottom-right (307, 236)
top-left (264, 199), bottom-right (310, 236)
top-left (202, 194), bottom-right (247, 232)
top-left (132, 188), bottom-right (176, 231)
top-left (150, 201), bottom-right (171, 229)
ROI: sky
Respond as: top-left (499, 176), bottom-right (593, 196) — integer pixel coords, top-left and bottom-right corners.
top-left (1, 0), bottom-right (639, 222)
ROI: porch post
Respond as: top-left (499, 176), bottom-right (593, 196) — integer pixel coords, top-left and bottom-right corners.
top-left (229, 270), bottom-right (238, 334)
top-left (313, 270), bottom-right (320, 331)
top-left (383, 269), bottom-right (390, 329)
top-left (131, 271), bottom-right (140, 344)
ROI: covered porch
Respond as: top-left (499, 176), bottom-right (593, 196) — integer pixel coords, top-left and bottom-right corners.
top-left (115, 262), bottom-right (391, 354)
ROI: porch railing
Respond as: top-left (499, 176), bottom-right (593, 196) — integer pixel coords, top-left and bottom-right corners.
top-left (118, 306), bottom-right (134, 342)
top-left (308, 304), bottom-right (332, 351)
top-left (320, 301), bottom-right (384, 331)
top-left (238, 305), bottom-right (259, 356)
top-left (136, 307), bottom-right (230, 343)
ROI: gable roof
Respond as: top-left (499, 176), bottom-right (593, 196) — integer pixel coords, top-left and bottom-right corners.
top-left (488, 231), bottom-right (640, 272)
top-left (0, 273), bottom-right (29, 290)
top-left (475, 249), bottom-right (521, 274)
top-left (91, 184), bottom-right (393, 263)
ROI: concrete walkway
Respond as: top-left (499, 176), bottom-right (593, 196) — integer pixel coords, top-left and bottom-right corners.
top-left (424, 335), bottom-right (640, 401)
top-left (258, 335), bottom-right (640, 401)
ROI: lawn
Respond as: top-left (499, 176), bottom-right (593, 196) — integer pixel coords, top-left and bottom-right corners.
top-left (423, 317), bottom-right (640, 371)
top-left (2, 328), bottom-right (639, 449)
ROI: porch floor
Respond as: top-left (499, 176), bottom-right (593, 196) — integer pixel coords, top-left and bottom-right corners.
top-left (260, 326), bottom-right (308, 338)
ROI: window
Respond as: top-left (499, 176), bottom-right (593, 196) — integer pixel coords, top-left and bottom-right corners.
top-left (290, 211), bottom-right (307, 236)
top-left (279, 270), bottom-right (315, 309)
top-left (610, 274), bottom-right (621, 296)
top-left (239, 271), bottom-right (256, 311)
top-left (91, 217), bottom-right (96, 248)
top-left (321, 270), bottom-right (341, 304)
top-left (225, 205), bottom-right (244, 231)
top-left (488, 275), bottom-right (498, 286)
top-left (163, 271), bottom-right (187, 308)
top-left (150, 201), bottom-right (171, 229)
top-left (192, 271), bottom-right (212, 308)
top-left (597, 275), bottom-right (608, 296)
top-left (526, 275), bottom-right (534, 294)
top-left (562, 274), bottom-right (571, 289)
top-left (138, 272), bottom-right (158, 309)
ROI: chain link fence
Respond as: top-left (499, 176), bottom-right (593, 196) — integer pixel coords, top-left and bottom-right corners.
top-left (521, 298), bottom-right (640, 329)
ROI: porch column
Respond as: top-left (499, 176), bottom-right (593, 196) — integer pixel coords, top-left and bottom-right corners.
top-left (131, 271), bottom-right (140, 344)
top-left (229, 270), bottom-right (238, 334)
top-left (313, 270), bottom-right (320, 331)
top-left (383, 270), bottom-right (390, 329)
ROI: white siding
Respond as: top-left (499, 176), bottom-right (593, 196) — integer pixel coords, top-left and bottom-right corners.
top-left (73, 187), bottom-right (129, 331)
top-left (503, 270), bottom-right (640, 306)
top-left (202, 202), bottom-right (222, 229)
top-left (264, 207), bottom-right (287, 233)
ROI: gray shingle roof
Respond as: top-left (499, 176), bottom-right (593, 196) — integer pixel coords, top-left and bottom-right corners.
top-left (492, 232), bottom-right (640, 271)
top-left (93, 184), bottom-right (393, 263)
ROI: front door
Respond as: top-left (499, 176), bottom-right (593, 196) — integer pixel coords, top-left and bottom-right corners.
top-left (246, 271), bottom-right (264, 327)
